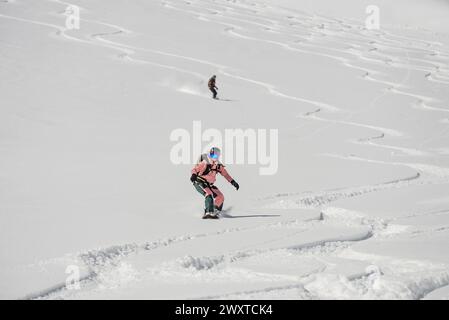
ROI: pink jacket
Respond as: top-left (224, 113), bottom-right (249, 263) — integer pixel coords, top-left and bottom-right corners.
top-left (191, 156), bottom-right (233, 185)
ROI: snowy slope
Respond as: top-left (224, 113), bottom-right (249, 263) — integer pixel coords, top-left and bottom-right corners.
top-left (1, 0), bottom-right (449, 299)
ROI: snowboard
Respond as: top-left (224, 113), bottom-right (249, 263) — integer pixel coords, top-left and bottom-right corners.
top-left (213, 97), bottom-right (234, 102)
top-left (202, 206), bottom-right (233, 219)
top-left (202, 212), bottom-right (219, 219)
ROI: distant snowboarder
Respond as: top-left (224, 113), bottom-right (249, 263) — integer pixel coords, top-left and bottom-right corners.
top-left (190, 147), bottom-right (239, 219)
top-left (208, 75), bottom-right (218, 99)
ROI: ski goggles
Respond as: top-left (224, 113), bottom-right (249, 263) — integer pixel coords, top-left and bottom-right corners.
top-left (210, 152), bottom-right (219, 159)
top-left (210, 147), bottom-right (221, 159)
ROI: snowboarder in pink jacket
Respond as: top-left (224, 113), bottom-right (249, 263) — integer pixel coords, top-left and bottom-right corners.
top-left (190, 147), bottom-right (239, 218)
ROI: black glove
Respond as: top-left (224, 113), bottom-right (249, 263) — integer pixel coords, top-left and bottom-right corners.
top-left (190, 174), bottom-right (198, 183)
top-left (231, 180), bottom-right (239, 190)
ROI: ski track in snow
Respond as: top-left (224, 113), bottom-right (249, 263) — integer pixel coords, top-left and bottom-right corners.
top-left (4, 0), bottom-right (449, 299)
top-left (194, 206), bottom-right (449, 300)
top-left (4, 0), bottom-right (449, 119)
top-left (157, 0), bottom-right (449, 148)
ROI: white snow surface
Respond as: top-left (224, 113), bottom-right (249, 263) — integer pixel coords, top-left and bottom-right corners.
top-left (1, 0), bottom-right (449, 299)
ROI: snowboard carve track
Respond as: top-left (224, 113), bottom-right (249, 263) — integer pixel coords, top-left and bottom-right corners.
top-left (16, 0), bottom-right (447, 123)
top-left (191, 206), bottom-right (449, 300)
top-left (30, 195), bottom-right (413, 299)
top-left (168, 0), bottom-right (449, 81)
top-left (163, 0), bottom-right (449, 137)
top-left (261, 171), bottom-right (421, 208)
top-left (26, 211), bottom-right (324, 299)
